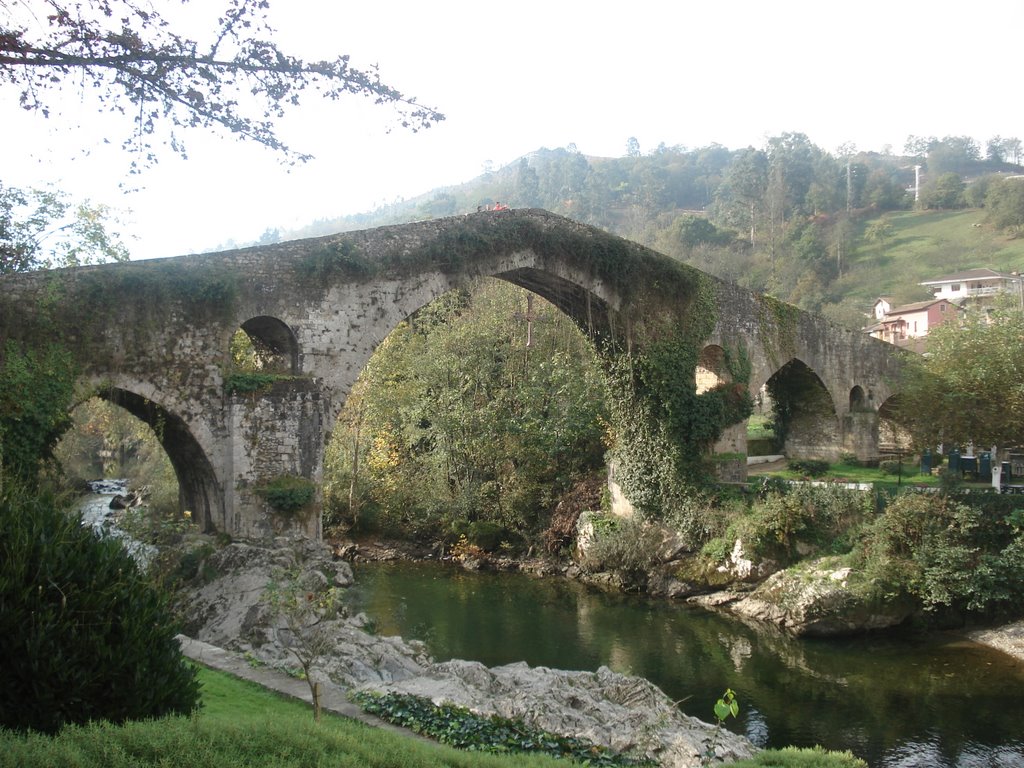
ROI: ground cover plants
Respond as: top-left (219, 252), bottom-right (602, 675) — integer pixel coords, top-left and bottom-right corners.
top-left (351, 690), bottom-right (653, 766)
top-left (0, 666), bottom-right (572, 768)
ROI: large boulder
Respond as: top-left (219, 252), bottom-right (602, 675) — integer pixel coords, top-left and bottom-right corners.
top-left (706, 556), bottom-right (916, 636)
top-left (178, 537), bottom-right (430, 687)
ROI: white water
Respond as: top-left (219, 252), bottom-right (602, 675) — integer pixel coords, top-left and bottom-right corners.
top-left (79, 479), bottom-right (157, 567)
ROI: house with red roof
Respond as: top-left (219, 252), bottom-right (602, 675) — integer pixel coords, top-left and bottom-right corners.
top-left (866, 297), bottom-right (958, 347)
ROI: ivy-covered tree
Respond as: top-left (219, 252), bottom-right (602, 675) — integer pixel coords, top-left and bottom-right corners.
top-left (0, 341), bottom-right (76, 487)
top-left (1, 0), bottom-right (444, 169)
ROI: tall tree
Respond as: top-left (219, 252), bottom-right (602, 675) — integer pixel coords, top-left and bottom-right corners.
top-left (714, 147), bottom-right (767, 246)
top-left (0, 0), bottom-right (444, 169)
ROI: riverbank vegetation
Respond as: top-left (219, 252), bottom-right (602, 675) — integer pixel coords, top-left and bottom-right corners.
top-left (323, 278), bottom-right (611, 545)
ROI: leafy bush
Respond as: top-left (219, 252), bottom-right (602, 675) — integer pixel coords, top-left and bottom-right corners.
top-left (730, 485), bottom-right (872, 562)
top-left (855, 492), bottom-right (1024, 613)
top-left (467, 520), bottom-right (507, 551)
top-left (664, 489), bottom-right (732, 550)
top-left (255, 474), bottom-right (316, 514)
top-left (701, 536), bottom-right (732, 564)
top-left (580, 513), bottom-right (665, 574)
top-left (751, 475), bottom-right (789, 498)
top-left (877, 460), bottom-right (914, 476)
top-left (350, 691), bottom-right (652, 766)
top-left (223, 372), bottom-right (285, 395)
top-left (788, 459), bottom-right (830, 477)
top-left (0, 483), bottom-right (200, 733)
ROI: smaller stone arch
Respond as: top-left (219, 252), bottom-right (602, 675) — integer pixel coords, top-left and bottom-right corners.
top-left (764, 358), bottom-right (840, 461)
top-left (234, 315), bottom-right (300, 374)
top-left (877, 395), bottom-right (913, 453)
top-left (97, 387), bottom-right (223, 533)
top-left (849, 385), bottom-right (867, 412)
top-left (696, 344), bottom-right (731, 394)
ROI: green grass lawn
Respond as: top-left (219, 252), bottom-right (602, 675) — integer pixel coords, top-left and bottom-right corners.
top-left (839, 209), bottom-right (1024, 306)
top-left (0, 665), bottom-right (571, 768)
top-left (756, 460), bottom-right (1001, 493)
top-left (747, 414), bottom-right (773, 440)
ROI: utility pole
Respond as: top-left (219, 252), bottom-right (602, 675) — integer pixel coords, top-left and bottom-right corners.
top-left (914, 165), bottom-right (921, 203)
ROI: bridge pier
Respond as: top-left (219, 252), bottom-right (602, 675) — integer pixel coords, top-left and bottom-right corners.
top-left (224, 379), bottom-right (327, 540)
top-left (842, 411), bottom-right (881, 463)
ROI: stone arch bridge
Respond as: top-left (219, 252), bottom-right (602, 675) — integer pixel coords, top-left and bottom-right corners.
top-left (0, 209), bottom-right (904, 539)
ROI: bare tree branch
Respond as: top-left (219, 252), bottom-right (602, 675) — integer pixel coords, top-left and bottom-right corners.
top-left (1, 0), bottom-right (445, 170)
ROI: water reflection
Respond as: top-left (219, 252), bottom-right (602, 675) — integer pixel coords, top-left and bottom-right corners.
top-left (349, 561), bottom-right (1024, 767)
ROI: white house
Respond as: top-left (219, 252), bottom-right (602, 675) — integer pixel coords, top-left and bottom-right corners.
top-left (872, 296), bottom-right (893, 321)
top-left (919, 268), bottom-right (1023, 304)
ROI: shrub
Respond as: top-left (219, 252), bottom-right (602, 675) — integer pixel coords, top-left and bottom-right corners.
top-left (723, 745), bottom-right (868, 767)
top-left (581, 513), bottom-right (664, 574)
top-left (878, 459), bottom-right (913, 476)
top-left (350, 691), bottom-right (652, 766)
top-left (256, 474), bottom-right (316, 514)
top-left (467, 520), bottom-right (506, 551)
top-left (855, 492), bottom-right (1024, 613)
top-left (664, 489), bottom-right (731, 550)
top-left (0, 483), bottom-right (200, 733)
top-left (700, 536), bottom-right (732, 564)
top-left (788, 459), bottom-right (830, 477)
top-left (731, 485), bottom-right (872, 562)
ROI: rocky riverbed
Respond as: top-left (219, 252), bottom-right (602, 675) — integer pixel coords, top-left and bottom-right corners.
top-left (178, 536), bottom-right (756, 767)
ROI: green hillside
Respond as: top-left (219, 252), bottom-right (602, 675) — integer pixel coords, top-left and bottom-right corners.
top-left (268, 135), bottom-right (1024, 328)
top-left (839, 209), bottom-right (1024, 307)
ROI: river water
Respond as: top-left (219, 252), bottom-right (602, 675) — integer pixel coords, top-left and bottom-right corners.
top-left (348, 561), bottom-right (1024, 768)
top-left (78, 480), bottom-right (156, 567)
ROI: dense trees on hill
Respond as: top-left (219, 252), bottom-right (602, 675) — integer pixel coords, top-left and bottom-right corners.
top-left (291, 133), bottom-right (1022, 326)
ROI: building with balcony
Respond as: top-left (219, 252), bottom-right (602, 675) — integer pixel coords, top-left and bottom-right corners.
top-left (919, 268), bottom-right (1023, 304)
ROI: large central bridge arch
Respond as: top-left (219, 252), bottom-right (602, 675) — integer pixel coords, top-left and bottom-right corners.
top-left (0, 209), bottom-right (905, 539)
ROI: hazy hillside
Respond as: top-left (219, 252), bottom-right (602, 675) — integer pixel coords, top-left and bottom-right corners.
top-left (266, 136), bottom-right (1024, 329)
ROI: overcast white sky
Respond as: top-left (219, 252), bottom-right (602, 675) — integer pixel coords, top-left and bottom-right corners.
top-left (4, 0), bottom-right (1022, 260)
